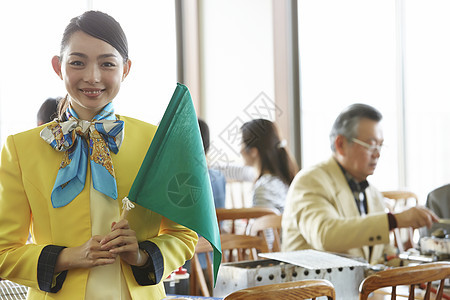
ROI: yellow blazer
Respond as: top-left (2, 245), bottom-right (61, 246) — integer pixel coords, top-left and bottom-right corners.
top-left (0, 115), bottom-right (198, 299)
top-left (281, 157), bottom-right (391, 264)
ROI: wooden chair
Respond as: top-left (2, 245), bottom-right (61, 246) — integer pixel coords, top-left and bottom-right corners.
top-left (248, 214), bottom-right (282, 252)
top-left (226, 180), bottom-right (253, 208)
top-left (382, 190), bottom-right (419, 252)
top-left (223, 279), bottom-right (336, 300)
top-left (190, 236), bottom-right (214, 297)
top-left (216, 207), bottom-right (279, 235)
top-left (190, 234), bottom-right (270, 297)
top-left (382, 190), bottom-right (419, 210)
top-left (359, 262), bottom-right (450, 300)
top-left (220, 233), bottom-right (270, 262)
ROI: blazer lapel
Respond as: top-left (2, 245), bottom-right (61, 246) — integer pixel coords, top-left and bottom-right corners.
top-left (326, 158), bottom-right (360, 218)
top-left (326, 157), bottom-right (370, 261)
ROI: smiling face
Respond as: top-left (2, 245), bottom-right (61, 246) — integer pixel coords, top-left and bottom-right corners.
top-left (336, 118), bottom-right (384, 181)
top-left (52, 31), bottom-right (131, 120)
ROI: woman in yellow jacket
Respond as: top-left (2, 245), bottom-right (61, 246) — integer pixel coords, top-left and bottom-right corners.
top-left (0, 11), bottom-right (197, 299)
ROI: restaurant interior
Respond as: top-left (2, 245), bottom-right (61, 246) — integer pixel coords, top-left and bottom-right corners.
top-left (0, 1), bottom-right (450, 299)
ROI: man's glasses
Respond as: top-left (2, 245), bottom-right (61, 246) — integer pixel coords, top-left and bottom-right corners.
top-left (352, 138), bottom-right (383, 153)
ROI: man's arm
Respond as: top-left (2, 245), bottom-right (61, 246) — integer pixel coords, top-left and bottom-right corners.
top-left (394, 206), bottom-right (438, 229)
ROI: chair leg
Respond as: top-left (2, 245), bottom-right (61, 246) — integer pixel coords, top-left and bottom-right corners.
top-left (189, 258), bottom-right (198, 295)
top-left (194, 256), bottom-right (210, 297)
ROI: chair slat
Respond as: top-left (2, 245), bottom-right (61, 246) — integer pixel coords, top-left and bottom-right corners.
top-left (248, 214), bottom-right (282, 252)
top-left (224, 279), bottom-right (336, 300)
top-left (408, 285), bottom-right (414, 300)
top-left (381, 190), bottom-right (419, 251)
top-left (216, 207), bottom-right (279, 235)
top-left (359, 262), bottom-right (450, 300)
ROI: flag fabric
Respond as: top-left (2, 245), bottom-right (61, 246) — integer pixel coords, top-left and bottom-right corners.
top-left (127, 83), bottom-right (222, 284)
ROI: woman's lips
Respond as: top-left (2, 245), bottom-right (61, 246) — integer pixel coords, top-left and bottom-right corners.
top-left (80, 88), bottom-right (105, 97)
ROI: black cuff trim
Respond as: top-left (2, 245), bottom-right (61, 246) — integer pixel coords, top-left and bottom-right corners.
top-left (37, 245), bottom-right (68, 293)
top-left (131, 241), bottom-right (164, 286)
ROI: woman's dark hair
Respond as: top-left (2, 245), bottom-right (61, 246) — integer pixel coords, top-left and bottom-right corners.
top-left (57, 11), bottom-right (129, 119)
top-left (241, 119), bottom-right (298, 185)
top-left (37, 97), bottom-right (61, 125)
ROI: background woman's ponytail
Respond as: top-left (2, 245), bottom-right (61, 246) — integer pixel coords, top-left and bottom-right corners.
top-left (277, 145), bottom-right (298, 185)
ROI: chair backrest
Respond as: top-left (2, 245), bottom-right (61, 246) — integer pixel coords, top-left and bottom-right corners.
top-left (216, 207), bottom-right (279, 235)
top-left (248, 214), bottom-right (282, 252)
top-left (359, 262), bottom-right (450, 300)
top-left (381, 190), bottom-right (419, 252)
top-left (223, 279), bottom-right (336, 300)
top-left (190, 234), bottom-right (270, 297)
top-left (382, 190), bottom-right (419, 210)
top-left (220, 233), bottom-right (269, 262)
top-left (226, 180), bottom-right (253, 208)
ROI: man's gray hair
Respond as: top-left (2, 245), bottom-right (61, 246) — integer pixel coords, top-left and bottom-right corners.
top-left (330, 103), bottom-right (382, 152)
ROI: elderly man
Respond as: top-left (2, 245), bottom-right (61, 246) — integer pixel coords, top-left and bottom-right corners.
top-left (282, 103), bottom-right (438, 264)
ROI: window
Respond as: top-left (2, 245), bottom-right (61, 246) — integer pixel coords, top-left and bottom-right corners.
top-left (201, 0), bottom-right (275, 166)
top-left (298, 0), bottom-right (450, 201)
top-left (298, 0), bottom-right (399, 194)
top-left (403, 0), bottom-right (450, 200)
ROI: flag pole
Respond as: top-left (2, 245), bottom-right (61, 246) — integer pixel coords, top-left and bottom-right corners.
top-left (119, 197), bottom-right (148, 266)
top-left (120, 197), bottom-right (135, 220)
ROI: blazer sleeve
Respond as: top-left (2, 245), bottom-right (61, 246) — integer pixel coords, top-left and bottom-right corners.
top-left (288, 168), bottom-right (389, 252)
top-left (155, 217), bottom-right (197, 280)
top-left (130, 216), bottom-right (198, 285)
top-left (0, 135), bottom-right (47, 289)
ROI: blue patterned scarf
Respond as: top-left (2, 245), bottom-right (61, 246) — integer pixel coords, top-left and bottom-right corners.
top-left (40, 103), bottom-right (124, 208)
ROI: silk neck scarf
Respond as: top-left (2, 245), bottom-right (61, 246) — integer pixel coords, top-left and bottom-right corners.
top-left (40, 102), bottom-right (124, 208)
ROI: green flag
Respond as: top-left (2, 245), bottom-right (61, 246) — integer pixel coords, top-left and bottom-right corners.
top-left (128, 83), bottom-right (222, 284)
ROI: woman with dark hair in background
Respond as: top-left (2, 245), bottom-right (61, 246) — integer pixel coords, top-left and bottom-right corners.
top-left (198, 118), bottom-right (226, 209)
top-left (37, 97), bottom-right (61, 126)
top-left (240, 119), bottom-right (298, 213)
top-left (0, 11), bottom-right (197, 299)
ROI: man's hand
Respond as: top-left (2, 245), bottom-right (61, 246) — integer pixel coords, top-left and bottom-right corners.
top-left (394, 206), bottom-right (439, 229)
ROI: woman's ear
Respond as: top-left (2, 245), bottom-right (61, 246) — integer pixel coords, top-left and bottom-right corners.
top-left (51, 56), bottom-right (63, 80)
top-left (122, 59), bottom-right (132, 81)
top-left (249, 147), bottom-right (259, 158)
top-left (247, 147), bottom-right (260, 165)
